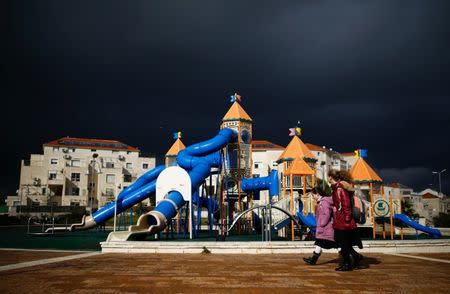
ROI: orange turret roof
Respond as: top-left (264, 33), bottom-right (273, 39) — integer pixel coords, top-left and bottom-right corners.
top-left (350, 157), bottom-right (382, 183)
top-left (165, 138), bottom-right (186, 156)
top-left (277, 136), bottom-right (316, 162)
top-left (285, 157), bottom-right (315, 175)
top-left (222, 101), bottom-right (252, 122)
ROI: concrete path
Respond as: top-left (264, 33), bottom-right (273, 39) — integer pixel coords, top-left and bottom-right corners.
top-left (386, 253), bottom-right (450, 264)
top-left (0, 251), bottom-right (101, 272)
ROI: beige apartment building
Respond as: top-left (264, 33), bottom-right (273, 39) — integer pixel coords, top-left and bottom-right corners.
top-left (7, 137), bottom-right (155, 215)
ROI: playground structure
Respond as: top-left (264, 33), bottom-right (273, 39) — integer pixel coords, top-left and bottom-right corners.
top-left (45, 96), bottom-right (441, 241)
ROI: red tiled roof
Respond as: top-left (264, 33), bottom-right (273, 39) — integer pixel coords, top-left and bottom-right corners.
top-left (385, 182), bottom-right (411, 189)
top-left (422, 193), bottom-right (439, 199)
top-left (252, 140), bottom-right (284, 150)
top-left (305, 143), bottom-right (326, 152)
top-left (44, 137), bottom-right (140, 152)
top-left (340, 152), bottom-right (355, 157)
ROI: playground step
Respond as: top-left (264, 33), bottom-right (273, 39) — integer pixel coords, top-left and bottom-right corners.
top-left (101, 239), bottom-right (450, 254)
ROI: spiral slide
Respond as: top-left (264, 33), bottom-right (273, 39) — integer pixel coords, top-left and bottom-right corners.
top-left (393, 213), bottom-right (442, 238)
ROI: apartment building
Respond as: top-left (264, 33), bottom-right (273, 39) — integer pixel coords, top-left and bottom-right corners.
top-left (305, 143), bottom-right (349, 179)
top-left (7, 137), bottom-right (155, 214)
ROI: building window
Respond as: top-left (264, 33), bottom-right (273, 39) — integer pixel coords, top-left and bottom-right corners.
top-left (71, 173), bottom-right (80, 182)
top-left (91, 149), bottom-right (97, 152)
top-left (124, 174), bottom-right (132, 182)
top-left (143, 163), bottom-right (148, 169)
top-left (42, 187), bottom-right (46, 195)
top-left (71, 187), bottom-right (80, 196)
top-left (48, 172), bottom-right (57, 180)
top-left (70, 201), bottom-right (80, 206)
top-left (105, 188), bottom-right (114, 196)
top-left (126, 163), bottom-right (132, 169)
top-left (106, 174), bottom-right (115, 184)
top-left (254, 163), bottom-right (259, 169)
top-left (272, 161), bottom-right (278, 167)
top-left (71, 159), bottom-right (81, 167)
top-left (50, 158), bottom-right (58, 165)
top-left (106, 162), bottom-right (114, 168)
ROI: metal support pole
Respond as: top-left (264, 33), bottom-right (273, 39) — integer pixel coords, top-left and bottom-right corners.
top-left (113, 195), bottom-right (117, 232)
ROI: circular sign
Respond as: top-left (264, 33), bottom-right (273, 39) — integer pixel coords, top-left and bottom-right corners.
top-left (374, 199), bottom-right (390, 217)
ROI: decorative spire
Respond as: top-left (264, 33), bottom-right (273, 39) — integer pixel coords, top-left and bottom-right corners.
top-left (229, 92), bottom-right (241, 103)
top-left (353, 149), bottom-right (368, 158)
top-left (288, 121), bottom-right (302, 136)
top-left (173, 131), bottom-right (182, 140)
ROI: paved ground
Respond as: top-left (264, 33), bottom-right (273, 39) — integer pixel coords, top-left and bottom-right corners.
top-left (1, 250), bottom-right (449, 293)
top-left (0, 250), bottom-right (85, 266)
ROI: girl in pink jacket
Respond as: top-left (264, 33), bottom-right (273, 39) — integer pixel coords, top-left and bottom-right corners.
top-left (303, 187), bottom-right (337, 265)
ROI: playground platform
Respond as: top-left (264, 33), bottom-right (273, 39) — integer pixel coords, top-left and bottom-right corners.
top-left (101, 239), bottom-right (450, 254)
top-left (1, 249), bottom-right (449, 293)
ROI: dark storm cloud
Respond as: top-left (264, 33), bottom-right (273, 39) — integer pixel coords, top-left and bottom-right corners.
top-left (2, 0), bottom-right (450, 197)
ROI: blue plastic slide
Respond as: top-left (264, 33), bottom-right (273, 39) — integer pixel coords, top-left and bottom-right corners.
top-left (297, 212), bottom-right (317, 231)
top-left (393, 213), bottom-right (442, 238)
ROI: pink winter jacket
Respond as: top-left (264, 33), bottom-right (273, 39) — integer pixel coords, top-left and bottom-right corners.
top-left (315, 196), bottom-right (335, 242)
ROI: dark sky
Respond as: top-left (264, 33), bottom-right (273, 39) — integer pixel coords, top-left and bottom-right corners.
top-left (2, 1), bottom-right (450, 197)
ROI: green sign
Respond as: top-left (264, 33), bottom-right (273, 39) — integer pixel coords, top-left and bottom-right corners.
top-left (374, 199), bottom-right (390, 217)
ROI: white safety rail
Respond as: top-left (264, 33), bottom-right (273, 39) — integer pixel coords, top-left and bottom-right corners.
top-left (271, 193), bottom-right (301, 229)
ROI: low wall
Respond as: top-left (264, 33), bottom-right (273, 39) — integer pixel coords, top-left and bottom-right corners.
top-left (101, 239), bottom-right (450, 254)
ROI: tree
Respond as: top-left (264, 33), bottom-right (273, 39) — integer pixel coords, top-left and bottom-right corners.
top-left (401, 199), bottom-right (419, 220)
top-left (433, 213), bottom-right (450, 227)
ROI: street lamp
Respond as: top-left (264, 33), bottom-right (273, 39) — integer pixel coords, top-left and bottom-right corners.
top-left (432, 169), bottom-right (447, 196)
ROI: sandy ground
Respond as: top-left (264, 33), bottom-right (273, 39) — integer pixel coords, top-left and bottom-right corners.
top-left (1, 251), bottom-right (449, 293)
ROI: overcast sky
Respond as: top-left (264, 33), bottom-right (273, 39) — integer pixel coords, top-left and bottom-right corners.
top-left (2, 1), bottom-right (450, 197)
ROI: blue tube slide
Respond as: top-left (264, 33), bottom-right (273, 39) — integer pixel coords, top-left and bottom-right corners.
top-left (393, 213), bottom-right (442, 238)
top-left (241, 170), bottom-right (279, 199)
top-left (145, 128), bottom-right (238, 229)
top-left (92, 165), bottom-right (166, 224)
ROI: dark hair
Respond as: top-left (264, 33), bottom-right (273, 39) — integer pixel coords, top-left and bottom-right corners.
top-left (328, 169), bottom-right (353, 183)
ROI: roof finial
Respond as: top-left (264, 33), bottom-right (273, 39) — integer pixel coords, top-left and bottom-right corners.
top-left (173, 131), bottom-right (182, 140)
top-left (354, 149), bottom-right (368, 158)
top-left (229, 92), bottom-right (241, 103)
top-left (288, 121), bottom-right (302, 137)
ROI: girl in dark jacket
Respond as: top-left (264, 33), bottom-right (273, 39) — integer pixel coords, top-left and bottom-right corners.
top-left (328, 170), bottom-right (363, 271)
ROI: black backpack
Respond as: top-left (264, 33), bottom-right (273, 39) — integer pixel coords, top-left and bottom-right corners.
top-left (349, 191), bottom-right (366, 224)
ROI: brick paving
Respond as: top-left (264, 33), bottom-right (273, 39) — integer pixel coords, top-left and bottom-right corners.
top-left (0, 251), bottom-right (449, 293)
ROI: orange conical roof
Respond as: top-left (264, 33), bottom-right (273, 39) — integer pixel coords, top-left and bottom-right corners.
top-left (285, 157), bottom-right (315, 175)
top-left (222, 101), bottom-right (252, 122)
top-left (277, 136), bottom-right (316, 162)
top-left (350, 157), bottom-right (382, 183)
top-left (165, 138), bottom-right (186, 156)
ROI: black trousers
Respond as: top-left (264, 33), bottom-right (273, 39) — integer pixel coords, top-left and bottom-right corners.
top-left (334, 229), bottom-right (361, 264)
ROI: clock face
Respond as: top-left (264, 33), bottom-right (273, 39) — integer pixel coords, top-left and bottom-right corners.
top-left (241, 129), bottom-right (251, 144)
